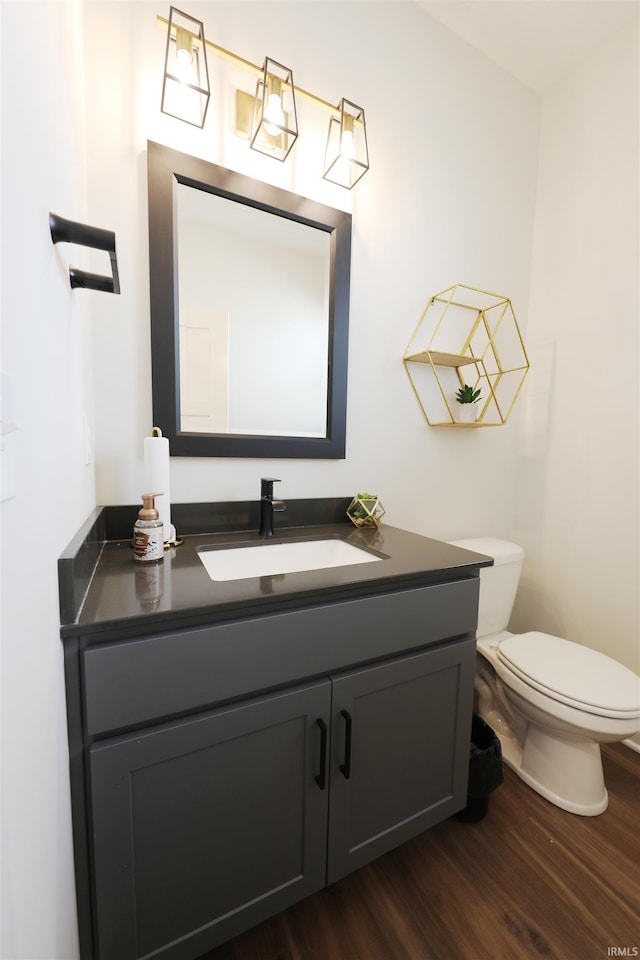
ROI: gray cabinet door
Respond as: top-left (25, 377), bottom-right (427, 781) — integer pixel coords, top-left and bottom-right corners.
top-left (89, 680), bottom-right (331, 960)
top-left (327, 638), bottom-right (474, 883)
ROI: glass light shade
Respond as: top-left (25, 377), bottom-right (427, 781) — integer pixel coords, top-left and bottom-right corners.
top-left (250, 58), bottom-right (298, 161)
top-left (161, 6), bottom-right (210, 128)
top-left (323, 99), bottom-right (369, 189)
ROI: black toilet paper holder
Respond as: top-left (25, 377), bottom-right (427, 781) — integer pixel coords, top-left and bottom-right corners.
top-left (49, 212), bottom-right (120, 294)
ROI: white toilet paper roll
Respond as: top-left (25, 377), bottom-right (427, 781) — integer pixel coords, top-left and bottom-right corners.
top-left (143, 427), bottom-right (175, 543)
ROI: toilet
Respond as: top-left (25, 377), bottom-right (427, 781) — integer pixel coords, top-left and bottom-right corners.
top-left (450, 537), bottom-right (640, 816)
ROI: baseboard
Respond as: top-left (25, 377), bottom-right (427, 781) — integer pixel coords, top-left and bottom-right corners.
top-left (622, 737), bottom-right (640, 755)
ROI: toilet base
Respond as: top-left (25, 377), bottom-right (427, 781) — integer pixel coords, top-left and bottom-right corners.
top-left (479, 707), bottom-right (609, 816)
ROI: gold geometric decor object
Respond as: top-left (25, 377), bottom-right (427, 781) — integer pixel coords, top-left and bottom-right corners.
top-left (347, 493), bottom-right (386, 528)
top-left (403, 284), bottom-right (530, 427)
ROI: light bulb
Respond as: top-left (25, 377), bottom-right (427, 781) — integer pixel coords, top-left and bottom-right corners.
top-left (263, 93), bottom-right (285, 137)
top-left (340, 129), bottom-right (356, 160)
top-left (176, 46), bottom-right (192, 67)
top-left (174, 30), bottom-right (194, 82)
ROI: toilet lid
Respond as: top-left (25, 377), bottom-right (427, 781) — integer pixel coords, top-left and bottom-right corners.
top-left (497, 633), bottom-right (640, 719)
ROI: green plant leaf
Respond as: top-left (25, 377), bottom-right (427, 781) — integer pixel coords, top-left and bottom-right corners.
top-left (455, 383), bottom-right (482, 404)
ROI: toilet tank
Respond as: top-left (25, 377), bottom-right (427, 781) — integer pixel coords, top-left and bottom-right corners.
top-left (448, 538), bottom-right (524, 639)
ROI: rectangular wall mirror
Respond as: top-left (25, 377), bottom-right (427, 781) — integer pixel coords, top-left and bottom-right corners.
top-left (147, 141), bottom-right (352, 458)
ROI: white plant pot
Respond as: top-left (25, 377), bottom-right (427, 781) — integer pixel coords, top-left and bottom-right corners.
top-left (456, 403), bottom-right (479, 423)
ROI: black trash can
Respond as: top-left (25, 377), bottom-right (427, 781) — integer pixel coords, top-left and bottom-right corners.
top-left (455, 714), bottom-right (504, 822)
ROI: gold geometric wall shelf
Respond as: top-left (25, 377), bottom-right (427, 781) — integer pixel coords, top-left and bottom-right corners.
top-left (403, 284), bottom-right (530, 427)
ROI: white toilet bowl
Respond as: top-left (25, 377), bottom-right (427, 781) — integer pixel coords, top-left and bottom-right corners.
top-left (476, 631), bottom-right (640, 815)
top-left (450, 538), bottom-right (640, 816)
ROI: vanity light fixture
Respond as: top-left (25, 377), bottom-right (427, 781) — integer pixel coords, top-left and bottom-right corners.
top-left (250, 58), bottom-right (298, 162)
top-left (157, 9), bottom-right (370, 186)
top-left (161, 6), bottom-right (210, 128)
top-left (323, 99), bottom-right (369, 189)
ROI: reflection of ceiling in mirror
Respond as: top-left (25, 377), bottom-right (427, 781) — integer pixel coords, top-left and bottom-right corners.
top-left (178, 183), bottom-right (328, 257)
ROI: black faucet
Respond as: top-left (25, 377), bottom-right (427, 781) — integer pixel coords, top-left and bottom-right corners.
top-left (259, 477), bottom-right (286, 537)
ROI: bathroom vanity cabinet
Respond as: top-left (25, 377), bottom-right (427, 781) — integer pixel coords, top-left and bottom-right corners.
top-left (60, 510), bottom-right (490, 960)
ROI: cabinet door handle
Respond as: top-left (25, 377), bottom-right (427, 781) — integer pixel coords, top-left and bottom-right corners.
top-left (315, 718), bottom-right (328, 790)
top-left (339, 709), bottom-right (352, 779)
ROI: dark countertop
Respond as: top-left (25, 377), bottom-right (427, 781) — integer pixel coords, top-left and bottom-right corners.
top-left (59, 502), bottom-right (492, 642)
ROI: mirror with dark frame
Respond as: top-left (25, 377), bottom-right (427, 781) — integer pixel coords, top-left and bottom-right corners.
top-left (147, 141), bottom-right (352, 458)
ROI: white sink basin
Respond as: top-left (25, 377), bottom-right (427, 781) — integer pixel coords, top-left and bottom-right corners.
top-left (198, 538), bottom-right (382, 581)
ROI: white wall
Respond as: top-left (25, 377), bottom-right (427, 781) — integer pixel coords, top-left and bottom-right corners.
top-left (0, 2), bottom-right (94, 958)
top-left (84, 0), bottom-right (539, 543)
top-left (513, 21), bottom-right (640, 685)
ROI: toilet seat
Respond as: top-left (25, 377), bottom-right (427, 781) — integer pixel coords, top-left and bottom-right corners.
top-left (497, 632), bottom-right (640, 720)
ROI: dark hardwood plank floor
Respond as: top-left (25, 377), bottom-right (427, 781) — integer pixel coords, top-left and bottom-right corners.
top-left (201, 743), bottom-right (640, 960)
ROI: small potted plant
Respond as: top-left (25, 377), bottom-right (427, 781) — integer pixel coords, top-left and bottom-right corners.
top-left (347, 492), bottom-right (385, 528)
top-left (454, 383), bottom-right (482, 423)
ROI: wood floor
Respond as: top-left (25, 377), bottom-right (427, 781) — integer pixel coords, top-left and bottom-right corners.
top-left (202, 743), bottom-right (640, 960)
